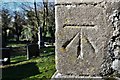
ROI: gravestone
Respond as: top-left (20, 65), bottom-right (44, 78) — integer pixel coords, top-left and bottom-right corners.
top-left (0, 30), bottom-right (10, 65)
top-left (53, 0), bottom-right (120, 79)
top-left (27, 44), bottom-right (39, 60)
top-left (0, 48), bottom-right (10, 65)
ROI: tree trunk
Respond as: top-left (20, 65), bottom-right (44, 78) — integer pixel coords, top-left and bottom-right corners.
top-left (42, 0), bottom-right (48, 46)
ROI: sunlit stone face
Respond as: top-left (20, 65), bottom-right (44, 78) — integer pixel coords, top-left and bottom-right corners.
top-left (54, 0), bottom-right (120, 78)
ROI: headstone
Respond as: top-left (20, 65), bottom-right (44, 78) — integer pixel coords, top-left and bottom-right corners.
top-left (53, 0), bottom-right (120, 79)
top-left (27, 44), bottom-right (39, 60)
top-left (0, 48), bottom-right (10, 65)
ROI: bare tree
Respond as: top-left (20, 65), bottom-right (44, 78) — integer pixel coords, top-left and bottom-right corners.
top-left (34, 0), bottom-right (40, 27)
top-left (42, 0), bottom-right (48, 44)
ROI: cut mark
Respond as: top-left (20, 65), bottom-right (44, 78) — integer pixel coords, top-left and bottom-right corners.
top-left (86, 37), bottom-right (96, 53)
top-left (55, 2), bottom-right (103, 6)
top-left (62, 33), bottom-right (79, 49)
top-left (63, 24), bottom-right (95, 28)
top-left (62, 24), bottom-right (96, 59)
top-left (77, 36), bottom-right (81, 58)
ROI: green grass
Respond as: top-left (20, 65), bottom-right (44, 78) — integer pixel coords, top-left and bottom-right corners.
top-left (1, 47), bottom-right (56, 80)
top-left (11, 56), bottom-right (27, 63)
top-left (7, 43), bottom-right (27, 47)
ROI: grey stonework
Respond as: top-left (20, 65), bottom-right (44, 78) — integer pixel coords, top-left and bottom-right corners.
top-left (100, 9), bottom-right (120, 76)
top-left (54, 0), bottom-right (120, 79)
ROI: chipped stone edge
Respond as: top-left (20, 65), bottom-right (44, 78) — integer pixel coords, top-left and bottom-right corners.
top-left (51, 71), bottom-right (102, 79)
top-left (51, 72), bottom-right (120, 80)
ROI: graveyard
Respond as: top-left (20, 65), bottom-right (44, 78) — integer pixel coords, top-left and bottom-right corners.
top-left (1, 0), bottom-right (56, 80)
top-left (0, 44), bottom-right (56, 80)
top-left (1, 0), bottom-right (120, 79)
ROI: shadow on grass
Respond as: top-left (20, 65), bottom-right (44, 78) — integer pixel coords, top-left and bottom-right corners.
top-left (40, 46), bottom-right (55, 53)
top-left (2, 62), bottom-right (40, 80)
top-left (40, 52), bottom-right (55, 58)
top-left (10, 60), bottom-right (27, 64)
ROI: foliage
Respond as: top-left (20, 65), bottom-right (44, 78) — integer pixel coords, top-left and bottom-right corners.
top-left (21, 25), bottom-right (34, 41)
top-left (19, 2), bottom-right (55, 47)
top-left (13, 11), bottom-right (25, 41)
top-left (7, 43), bottom-right (26, 47)
top-left (1, 9), bottom-right (12, 32)
top-left (1, 8), bottom-right (12, 47)
top-left (1, 2), bottom-right (55, 46)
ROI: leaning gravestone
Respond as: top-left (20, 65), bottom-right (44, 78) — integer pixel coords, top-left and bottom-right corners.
top-left (53, 0), bottom-right (120, 79)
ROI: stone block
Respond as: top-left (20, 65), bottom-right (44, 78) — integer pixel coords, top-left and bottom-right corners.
top-left (54, 0), bottom-right (120, 78)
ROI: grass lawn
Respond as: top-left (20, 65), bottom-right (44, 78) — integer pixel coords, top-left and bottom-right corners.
top-left (7, 43), bottom-right (27, 47)
top-left (1, 47), bottom-right (56, 80)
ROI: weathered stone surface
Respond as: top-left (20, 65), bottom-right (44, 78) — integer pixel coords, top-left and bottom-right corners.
top-left (100, 6), bottom-right (120, 76)
top-left (55, 0), bottom-right (120, 4)
top-left (54, 0), bottom-right (120, 78)
top-left (56, 0), bottom-right (104, 4)
top-left (52, 72), bottom-right (120, 80)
